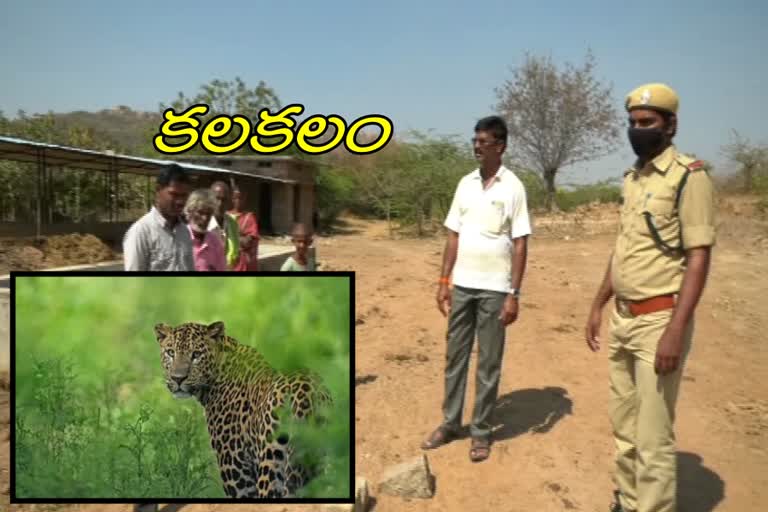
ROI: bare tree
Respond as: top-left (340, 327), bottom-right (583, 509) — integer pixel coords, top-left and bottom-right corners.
top-left (495, 51), bottom-right (621, 210)
top-left (721, 130), bottom-right (768, 192)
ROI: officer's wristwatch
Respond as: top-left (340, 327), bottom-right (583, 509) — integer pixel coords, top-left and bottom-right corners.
top-left (509, 288), bottom-right (521, 298)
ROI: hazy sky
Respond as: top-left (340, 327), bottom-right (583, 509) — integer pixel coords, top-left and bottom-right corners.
top-left (1, 0), bottom-right (766, 183)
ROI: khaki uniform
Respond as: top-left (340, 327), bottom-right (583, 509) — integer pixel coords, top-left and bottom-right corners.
top-left (608, 79), bottom-right (715, 512)
top-left (609, 84), bottom-right (716, 512)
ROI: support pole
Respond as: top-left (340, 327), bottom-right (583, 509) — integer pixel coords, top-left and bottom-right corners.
top-left (35, 149), bottom-right (42, 239)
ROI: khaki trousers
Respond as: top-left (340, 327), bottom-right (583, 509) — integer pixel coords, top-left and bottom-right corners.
top-left (609, 306), bottom-right (694, 512)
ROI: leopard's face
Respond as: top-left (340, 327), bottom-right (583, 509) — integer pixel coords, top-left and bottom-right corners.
top-left (154, 321), bottom-right (224, 399)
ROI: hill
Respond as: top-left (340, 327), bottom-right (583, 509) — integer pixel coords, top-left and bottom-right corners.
top-left (45, 105), bottom-right (160, 154)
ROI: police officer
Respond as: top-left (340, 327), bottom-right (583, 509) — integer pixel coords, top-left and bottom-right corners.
top-left (585, 83), bottom-right (716, 512)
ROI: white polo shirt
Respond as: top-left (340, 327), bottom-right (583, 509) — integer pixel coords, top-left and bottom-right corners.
top-left (444, 165), bottom-right (531, 293)
top-left (122, 206), bottom-right (195, 271)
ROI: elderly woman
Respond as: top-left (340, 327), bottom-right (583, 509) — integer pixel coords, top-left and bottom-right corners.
top-left (184, 189), bottom-right (227, 271)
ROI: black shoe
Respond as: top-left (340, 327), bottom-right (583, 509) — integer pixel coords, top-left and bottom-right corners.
top-left (134, 505), bottom-right (159, 512)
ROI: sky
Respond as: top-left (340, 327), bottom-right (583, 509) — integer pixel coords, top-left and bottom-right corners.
top-left (1, 0), bottom-right (766, 184)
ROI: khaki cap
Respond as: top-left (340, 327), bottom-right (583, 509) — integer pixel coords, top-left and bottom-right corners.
top-left (625, 83), bottom-right (679, 114)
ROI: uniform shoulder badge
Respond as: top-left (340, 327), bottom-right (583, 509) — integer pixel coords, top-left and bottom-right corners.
top-left (675, 153), bottom-right (706, 172)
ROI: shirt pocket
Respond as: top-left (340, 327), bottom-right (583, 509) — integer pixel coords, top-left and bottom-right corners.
top-left (149, 234), bottom-right (173, 270)
top-left (640, 188), bottom-right (679, 245)
top-left (482, 200), bottom-right (507, 235)
top-left (619, 192), bottom-right (631, 231)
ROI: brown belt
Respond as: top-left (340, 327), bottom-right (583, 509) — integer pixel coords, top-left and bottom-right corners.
top-left (615, 294), bottom-right (676, 317)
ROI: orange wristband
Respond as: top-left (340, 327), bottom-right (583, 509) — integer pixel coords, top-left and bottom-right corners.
top-left (438, 277), bottom-right (450, 285)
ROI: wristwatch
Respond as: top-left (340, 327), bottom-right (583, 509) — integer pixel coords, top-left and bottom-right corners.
top-left (509, 288), bottom-right (521, 298)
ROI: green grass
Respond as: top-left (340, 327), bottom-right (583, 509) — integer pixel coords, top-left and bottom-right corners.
top-left (14, 276), bottom-right (351, 499)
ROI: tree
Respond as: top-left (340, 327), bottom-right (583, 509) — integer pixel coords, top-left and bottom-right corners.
top-left (0, 111), bottom-right (142, 223)
top-left (495, 51), bottom-right (621, 210)
top-left (391, 132), bottom-right (475, 236)
top-left (347, 149), bottom-right (406, 237)
top-left (162, 77), bottom-right (281, 120)
top-left (337, 132), bottom-right (476, 237)
top-left (157, 77), bottom-right (285, 156)
top-left (721, 130), bottom-right (768, 192)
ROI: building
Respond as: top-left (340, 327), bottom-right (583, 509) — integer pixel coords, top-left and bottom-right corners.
top-left (0, 136), bottom-right (319, 241)
top-left (177, 156), bottom-right (318, 235)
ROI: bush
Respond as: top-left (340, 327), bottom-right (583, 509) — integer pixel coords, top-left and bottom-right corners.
top-left (315, 166), bottom-right (358, 230)
top-left (555, 179), bottom-right (622, 211)
top-left (515, 169), bottom-right (547, 210)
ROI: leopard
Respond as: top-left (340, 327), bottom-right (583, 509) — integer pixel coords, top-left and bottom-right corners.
top-left (153, 320), bottom-right (332, 498)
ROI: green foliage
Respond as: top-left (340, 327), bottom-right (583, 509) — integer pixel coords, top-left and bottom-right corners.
top-left (14, 276), bottom-right (350, 499)
top-left (317, 134), bottom-right (623, 231)
top-left (390, 132), bottom-right (476, 235)
top-left (512, 167), bottom-right (548, 210)
top-left (315, 166), bottom-right (357, 230)
top-left (0, 77), bottom-right (289, 223)
top-left (721, 130), bottom-right (768, 193)
top-left (555, 179), bottom-right (622, 211)
top-left (326, 131), bottom-right (475, 235)
top-left (158, 76), bottom-right (299, 156)
top-left (0, 110), bottom-right (150, 222)
top-left (162, 77), bottom-right (281, 122)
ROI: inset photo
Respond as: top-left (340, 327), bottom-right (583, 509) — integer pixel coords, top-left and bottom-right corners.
top-left (10, 273), bottom-right (353, 504)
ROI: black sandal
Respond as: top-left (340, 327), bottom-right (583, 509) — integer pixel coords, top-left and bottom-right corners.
top-left (421, 426), bottom-right (457, 450)
top-left (469, 437), bottom-right (491, 462)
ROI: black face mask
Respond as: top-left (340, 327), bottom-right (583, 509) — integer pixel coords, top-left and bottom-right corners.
top-left (628, 127), bottom-right (665, 159)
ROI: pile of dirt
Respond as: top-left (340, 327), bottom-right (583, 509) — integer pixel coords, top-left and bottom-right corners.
top-left (0, 245), bottom-right (45, 272)
top-left (40, 233), bottom-right (115, 267)
top-left (0, 233), bottom-right (116, 274)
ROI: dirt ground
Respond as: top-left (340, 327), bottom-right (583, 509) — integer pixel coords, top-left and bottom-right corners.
top-left (3, 198), bottom-right (768, 512)
top-left (0, 233), bottom-right (117, 273)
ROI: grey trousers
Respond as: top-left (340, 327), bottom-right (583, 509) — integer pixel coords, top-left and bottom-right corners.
top-left (441, 285), bottom-right (507, 439)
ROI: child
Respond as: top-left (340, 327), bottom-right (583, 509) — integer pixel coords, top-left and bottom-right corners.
top-left (280, 223), bottom-right (316, 271)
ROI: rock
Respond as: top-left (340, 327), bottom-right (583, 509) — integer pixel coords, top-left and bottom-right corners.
top-left (321, 476), bottom-right (371, 512)
top-left (356, 476), bottom-right (370, 511)
top-left (378, 454), bottom-right (435, 499)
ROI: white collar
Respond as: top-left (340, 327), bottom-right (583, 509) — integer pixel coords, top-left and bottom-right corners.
top-left (470, 165), bottom-right (507, 181)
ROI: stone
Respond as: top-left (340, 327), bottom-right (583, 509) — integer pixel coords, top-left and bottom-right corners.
top-left (378, 454), bottom-right (435, 499)
top-left (321, 476), bottom-right (371, 512)
top-left (355, 476), bottom-right (370, 511)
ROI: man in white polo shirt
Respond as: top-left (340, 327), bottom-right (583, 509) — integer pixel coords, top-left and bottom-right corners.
top-left (421, 116), bottom-right (531, 463)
